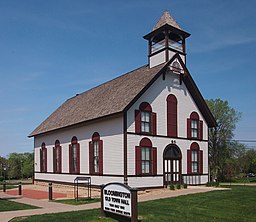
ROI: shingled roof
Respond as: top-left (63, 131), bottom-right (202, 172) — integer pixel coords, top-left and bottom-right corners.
top-left (153, 11), bottom-right (182, 31)
top-left (29, 63), bottom-right (165, 137)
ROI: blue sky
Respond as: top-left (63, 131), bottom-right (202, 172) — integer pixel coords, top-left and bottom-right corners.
top-left (0, 0), bottom-right (255, 157)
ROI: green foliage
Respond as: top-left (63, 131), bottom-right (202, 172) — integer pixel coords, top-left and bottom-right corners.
top-left (183, 183), bottom-right (188, 189)
top-left (206, 99), bottom-right (242, 180)
top-left (4, 152), bottom-right (34, 180)
top-left (169, 184), bottom-right (175, 190)
top-left (176, 184), bottom-right (181, 189)
top-left (0, 199), bottom-right (38, 212)
top-left (11, 186), bottom-right (256, 222)
top-left (54, 198), bottom-right (100, 205)
top-left (206, 181), bottom-right (219, 187)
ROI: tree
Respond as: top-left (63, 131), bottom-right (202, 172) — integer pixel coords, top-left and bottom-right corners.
top-left (206, 98), bottom-right (242, 180)
top-left (7, 152), bottom-right (34, 179)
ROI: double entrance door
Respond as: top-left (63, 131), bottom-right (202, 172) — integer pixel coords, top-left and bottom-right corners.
top-left (163, 144), bottom-right (182, 186)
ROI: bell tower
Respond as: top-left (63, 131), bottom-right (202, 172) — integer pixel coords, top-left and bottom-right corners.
top-left (143, 11), bottom-right (190, 68)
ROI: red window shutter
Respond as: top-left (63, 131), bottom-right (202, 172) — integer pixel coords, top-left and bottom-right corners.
top-left (187, 119), bottom-right (191, 139)
top-left (69, 144), bottom-right (72, 174)
top-left (199, 150), bottom-right (203, 174)
top-left (167, 95), bottom-right (177, 137)
top-left (187, 150), bottom-right (192, 174)
top-left (40, 149), bottom-right (43, 173)
top-left (151, 112), bottom-right (157, 135)
top-left (59, 146), bottom-right (62, 174)
top-left (76, 143), bottom-right (80, 174)
top-left (135, 110), bottom-right (141, 133)
top-left (135, 146), bottom-right (142, 175)
top-left (199, 120), bottom-right (203, 140)
top-left (53, 147), bottom-right (56, 173)
top-left (89, 142), bottom-right (93, 175)
top-left (151, 147), bottom-right (157, 175)
top-left (99, 140), bottom-right (103, 175)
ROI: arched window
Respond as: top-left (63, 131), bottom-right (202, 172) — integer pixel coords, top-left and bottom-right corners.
top-left (135, 138), bottom-right (157, 176)
top-left (135, 102), bottom-right (157, 135)
top-left (89, 132), bottom-right (103, 175)
top-left (167, 94), bottom-right (178, 137)
top-left (40, 142), bottom-right (47, 173)
top-left (187, 112), bottom-right (203, 140)
top-left (53, 140), bottom-right (62, 174)
top-left (187, 142), bottom-right (203, 174)
top-left (69, 136), bottom-right (80, 174)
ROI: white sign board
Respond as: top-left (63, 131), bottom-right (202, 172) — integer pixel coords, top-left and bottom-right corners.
top-left (103, 183), bottom-right (132, 217)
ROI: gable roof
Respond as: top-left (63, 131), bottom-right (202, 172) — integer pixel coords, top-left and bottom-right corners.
top-left (29, 54), bottom-right (216, 137)
top-left (29, 64), bottom-right (165, 137)
top-left (153, 11), bottom-right (182, 31)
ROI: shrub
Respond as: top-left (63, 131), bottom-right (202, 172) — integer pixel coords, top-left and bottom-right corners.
top-left (206, 181), bottom-right (219, 187)
top-left (169, 184), bottom-right (175, 190)
top-left (176, 184), bottom-right (181, 189)
top-left (183, 183), bottom-right (188, 189)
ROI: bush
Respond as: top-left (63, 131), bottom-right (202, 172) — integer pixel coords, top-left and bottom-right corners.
top-left (176, 184), bottom-right (181, 189)
top-left (169, 184), bottom-right (175, 190)
top-left (0, 176), bottom-right (4, 182)
top-left (183, 183), bottom-right (188, 189)
top-left (206, 181), bottom-right (219, 187)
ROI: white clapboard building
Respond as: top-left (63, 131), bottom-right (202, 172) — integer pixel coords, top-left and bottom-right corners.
top-left (29, 11), bottom-right (216, 188)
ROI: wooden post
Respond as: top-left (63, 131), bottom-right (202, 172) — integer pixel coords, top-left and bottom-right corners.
top-left (18, 182), bottom-right (22, 195)
top-left (131, 188), bottom-right (138, 222)
top-left (3, 181), bottom-right (6, 192)
top-left (100, 185), bottom-right (106, 217)
top-left (49, 182), bottom-right (52, 200)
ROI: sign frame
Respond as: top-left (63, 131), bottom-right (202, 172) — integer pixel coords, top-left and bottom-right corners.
top-left (101, 182), bottom-right (138, 222)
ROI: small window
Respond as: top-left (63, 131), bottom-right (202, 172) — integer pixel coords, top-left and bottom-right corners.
top-left (191, 120), bottom-right (198, 138)
top-left (141, 147), bottom-right (151, 174)
top-left (89, 132), bottom-right (103, 175)
top-left (53, 140), bottom-right (61, 173)
top-left (187, 142), bottom-right (203, 174)
top-left (191, 150), bottom-right (198, 173)
top-left (40, 143), bottom-right (47, 173)
top-left (69, 136), bottom-right (80, 174)
top-left (135, 138), bottom-right (157, 176)
top-left (135, 102), bottom-right (156, 135)
top-left (141, 111), bottom-right (151, 133)
top-left (187, 112), bottom-right (203, 140)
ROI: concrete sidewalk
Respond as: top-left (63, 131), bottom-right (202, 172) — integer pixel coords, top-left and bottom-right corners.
top-left (0, 186), bottom-right (227, 222)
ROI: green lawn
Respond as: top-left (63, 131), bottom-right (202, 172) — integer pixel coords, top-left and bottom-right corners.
top-left (11, 186), bottom-right (256, 222)
top-left (54, 198), bottom-right (100, 205)
top-left (0, 199), bottom-right (38, 212)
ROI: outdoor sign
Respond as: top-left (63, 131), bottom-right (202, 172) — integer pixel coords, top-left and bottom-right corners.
top-left (101, 182), bottom-right (138, 222)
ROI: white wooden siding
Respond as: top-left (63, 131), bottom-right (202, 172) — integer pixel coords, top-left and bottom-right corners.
top-left (34, 116), bottom-right (124, 180)
top-left (127, 70), bottom-right (208, 140)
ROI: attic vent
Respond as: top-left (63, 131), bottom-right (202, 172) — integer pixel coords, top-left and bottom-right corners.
top-left (169, 60), bottom-right (184, 74)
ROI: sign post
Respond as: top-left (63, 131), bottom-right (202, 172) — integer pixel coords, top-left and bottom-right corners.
top-left (101, 182), bottom-right (138, 222)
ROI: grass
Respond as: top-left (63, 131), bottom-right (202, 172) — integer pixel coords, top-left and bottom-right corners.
top-left (10, 186), bottom-right (256, 222)
top-left (0, 199), bottom-right (38, 212)
top-left (54, 198), bottom-right (100, 205)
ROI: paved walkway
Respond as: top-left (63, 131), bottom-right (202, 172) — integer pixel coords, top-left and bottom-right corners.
top-left (0, 186), bottom-right (227, 222)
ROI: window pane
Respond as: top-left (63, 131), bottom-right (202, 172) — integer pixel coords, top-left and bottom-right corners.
top-left (192, 120), bottom-right (198, 128)
top-left (94, 156), bottom-right (99, 173)
top-left (192, 151), bottom-right (198, 161)
top-left (192, 129), bottom-right (198, 138)
top-left (192, 162), bottom-right (198, 173)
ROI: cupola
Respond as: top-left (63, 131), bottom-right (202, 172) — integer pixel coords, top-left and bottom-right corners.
top-left (143, 11), bottom-right (190, 68)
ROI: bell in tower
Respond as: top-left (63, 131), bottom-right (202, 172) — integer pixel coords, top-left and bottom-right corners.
top-left (143, 11), bottom-right (190, 68)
